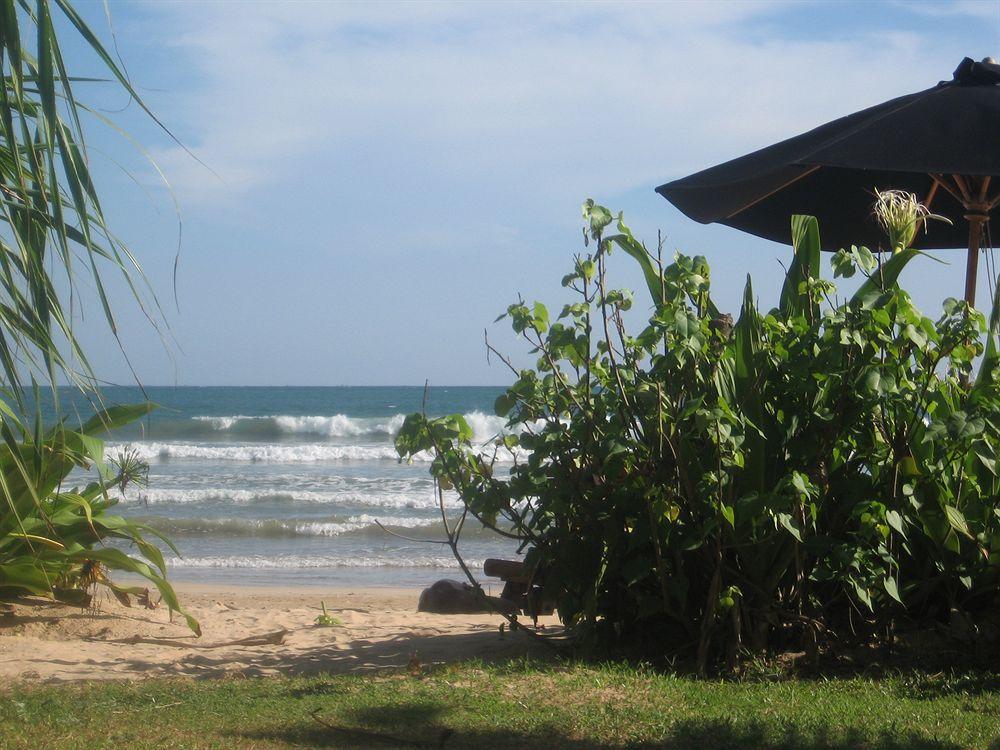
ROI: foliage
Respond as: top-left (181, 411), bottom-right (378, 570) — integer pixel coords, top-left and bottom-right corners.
top-left (397, 198), bottom-right (1000, 671)
top-left (0, 1), bottom-right (194, 628)
top-left (0, 402), bottom-right (199, 632)
top-left (314, 601), bottom-right (341, 627)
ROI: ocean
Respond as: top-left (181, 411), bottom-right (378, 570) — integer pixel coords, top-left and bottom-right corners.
top-left (47, 386), bottom-right (519, 588)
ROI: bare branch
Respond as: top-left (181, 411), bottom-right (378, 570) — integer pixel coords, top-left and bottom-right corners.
top-left (373, 520), bottom-right (449, 545)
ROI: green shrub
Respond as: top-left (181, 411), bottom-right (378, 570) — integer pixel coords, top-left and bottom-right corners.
top-left (396, 200), bottom-right (1000, 671)
top-left (0, 402), bottom-right (198, 632)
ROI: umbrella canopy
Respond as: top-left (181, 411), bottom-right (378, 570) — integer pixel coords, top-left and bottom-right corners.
top-left (657, 57), bottom-right (1000, 305)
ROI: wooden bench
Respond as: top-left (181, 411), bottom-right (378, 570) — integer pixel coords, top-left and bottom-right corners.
top-left (483, 558), bottom-right (554, 619)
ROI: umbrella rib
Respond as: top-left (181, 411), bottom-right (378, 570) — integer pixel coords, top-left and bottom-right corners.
top-left (724, 165), bottom-right (821, 219)
top-left (930, 174), bottom-right (965, 204)
top-left (924, 178), bottom-right (939, 210)
top-left (979, 176), bottom-right (992, 202)
top-left (953, 174), bottom-right (974, 203)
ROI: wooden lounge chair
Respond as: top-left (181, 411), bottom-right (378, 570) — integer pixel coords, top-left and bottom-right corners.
top-left (483, 558), bottom-right (555, 620)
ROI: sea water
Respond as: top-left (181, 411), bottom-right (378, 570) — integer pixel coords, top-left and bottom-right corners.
top-left (42, 386), bottom-right (520, 587)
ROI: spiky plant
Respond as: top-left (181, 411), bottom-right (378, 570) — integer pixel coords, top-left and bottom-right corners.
top-left (873, 188), bottom-right (952, 253)
top-left (109, 448), bottom-right (149, 495)
top-left (0, 2), bottom-right (197, 632)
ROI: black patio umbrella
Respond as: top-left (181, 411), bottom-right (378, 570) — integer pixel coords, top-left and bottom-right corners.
top-left (657, 57), bottom-right (1000, 307)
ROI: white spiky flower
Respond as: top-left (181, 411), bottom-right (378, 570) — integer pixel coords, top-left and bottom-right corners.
top-left (873, 189), bottom-right (952, 253)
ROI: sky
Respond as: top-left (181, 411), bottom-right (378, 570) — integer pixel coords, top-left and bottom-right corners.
top-left (56, 0), bottom-right (1000, 386)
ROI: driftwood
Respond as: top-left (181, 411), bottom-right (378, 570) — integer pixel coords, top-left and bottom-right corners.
top-left (96, 628), bottom-right (288, 649)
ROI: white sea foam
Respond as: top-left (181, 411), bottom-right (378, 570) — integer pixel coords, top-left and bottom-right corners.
top-left (117, 486), bottom-right (457, 509)
top-left (139, 472), bottom-right (434, 494)
top-left (109, 442), bottom-right (431, 463)
top-left (109, 439), bottom-right (524, 465)
top-left (188, 411), bottom-right (509, 442)
top-left (167, 554), bottom-right (481, 569)
top-left (293, 514), bottom-right (440, 536)
top-left (137, 514), bottom-right (442, 537)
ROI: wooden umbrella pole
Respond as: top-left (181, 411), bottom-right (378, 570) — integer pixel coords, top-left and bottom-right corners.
top-left (956, 174), bottom-right (992, 309)
top-left (965, 215), bottom-right (983, 308)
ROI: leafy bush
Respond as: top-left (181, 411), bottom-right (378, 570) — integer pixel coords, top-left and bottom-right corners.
top-left (396, 200), bottom-right (1000, 671)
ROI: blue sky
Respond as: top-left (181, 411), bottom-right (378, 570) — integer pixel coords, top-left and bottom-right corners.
top-left (60, 0), bottom-right (1000, 385)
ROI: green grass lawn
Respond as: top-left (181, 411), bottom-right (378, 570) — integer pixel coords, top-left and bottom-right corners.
top-left (1, 659), bottom-right (998, 749)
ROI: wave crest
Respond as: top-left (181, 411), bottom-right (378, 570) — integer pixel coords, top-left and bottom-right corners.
top-left (134, 514), bottom-right (443, 538)
top-left (110, 442), bottom-right (427, 463)
top-left (110, 439), bottom-right (523, 465)
top-left (181, 411), bottom-right (509, 442)
top-left (166, 554), bottom-right (481, 569)
top-left (118, 486), bottom-right (455, 509)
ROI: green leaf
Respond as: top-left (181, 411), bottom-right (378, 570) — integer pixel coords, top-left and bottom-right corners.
top-left (976, 448), bottom-right (997, 476)
top-left (582, 199), bottom-right (613, 238)
top-left (532, 302), bottom-right (549, 332)
top-left (853, 580), bottom-right (873, 611)
top-left (886, 509), bottom-right (906, 538)
top-left (897, 456), bottom-right (920, 478)
top-left (673, 308), bottom-right (695, 338)
top-left (974, 278), bottom-right (1000, 391)
top-left (831, 248), bottom-right (856, 278)
top-left (0, 560), bottom-right (51, 594)
top-left (607, 232), bottom-right (662, 307)
top-left (850, 248), bottom-right (930, 309)
top-left (883, 577), bottom-right (903, 605)
top-left (494, 393), bottom-right (516, 417)
top-left (903, 324), bottom-right (927, 348)
top-left (777, 512), bottom-right (803, 542)
top-left (944, 505), bottom-right (974, 540)
top-left (779, 215), bottom-right (821, 320)
top-left (80, 402), bottom-right (156, 435)
top-left (791, 472), bottom-right (808, 495)
top-left (862, 370), bottom-right (880, 393)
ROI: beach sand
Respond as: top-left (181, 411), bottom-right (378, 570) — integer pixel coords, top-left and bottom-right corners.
top-left (0, 583), bottom-right (560, 684)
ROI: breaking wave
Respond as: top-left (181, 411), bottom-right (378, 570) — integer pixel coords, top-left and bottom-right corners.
top-left (134, 514), bottom-right (444, 538)
top-left (131, 411), bottom-right (513, 443)
top-left (110, 438), bottom-right (525, 465)
top-left (117, 486), bottom-right (456, 509)
top-left (190, 413), bottom-right (407, 439)
top-left (110, 442), bottom-right (429, 463)
top-left (166, 554), bottom-right (482, 570)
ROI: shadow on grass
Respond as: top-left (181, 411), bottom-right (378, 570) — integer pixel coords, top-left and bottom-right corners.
top-left (285, 681), bottom-right (352, 699)
top-left (894, 670), bottom-right (1000, 699)
top-left (232, 700), bottom-right (970, 750)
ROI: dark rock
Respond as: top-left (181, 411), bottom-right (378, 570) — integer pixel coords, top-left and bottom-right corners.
top-left (417, 579), bottom-right (516, 615)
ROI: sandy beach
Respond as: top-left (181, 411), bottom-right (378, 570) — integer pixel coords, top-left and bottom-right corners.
top-left (0, 582), bottom-right (559, 684)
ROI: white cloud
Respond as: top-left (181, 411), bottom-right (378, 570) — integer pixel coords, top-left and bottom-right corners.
top-left (133, 0), bottom-right (964, 216)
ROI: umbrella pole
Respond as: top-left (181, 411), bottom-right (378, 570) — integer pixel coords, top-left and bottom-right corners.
top-left (964, 216), bottom-right (983, 308)
top-left (934, 174), bottom-right (990, 308)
